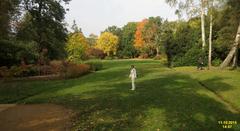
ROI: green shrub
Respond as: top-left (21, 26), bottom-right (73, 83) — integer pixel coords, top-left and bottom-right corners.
top-left (0, 40), bottom-right (39, 67)
top-left (212, 58), bottom-right (222, 66)
top-left (153, 54), bottom-right (167, 60)
top-left (122, 56), bottom-right (130, 59)
top-left (173, 47), bottom-right (207, 67)
top-left (105, 56), bottom-right (113, 60)
top-left (9, 66), bottom-right (23, 77)
top-left (85, 61), bottom-right (103, 71)
top-left (153, 55), bottom-right (161, 60)
top-left (9, 65), bottom-right (38, 77)
top-left (27, 66), bottom-right (37, 77)
top-left (0, 65), bottom-right (38, 78)
top-left (160, 58), bottom-right (168, 66)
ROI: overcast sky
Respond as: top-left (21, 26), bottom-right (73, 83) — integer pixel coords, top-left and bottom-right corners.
top-left (64, 0), bottom-right (179, 36)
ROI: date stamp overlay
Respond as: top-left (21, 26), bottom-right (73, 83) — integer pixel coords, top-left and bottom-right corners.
top-left (218, 120), bottom-right (239, 129)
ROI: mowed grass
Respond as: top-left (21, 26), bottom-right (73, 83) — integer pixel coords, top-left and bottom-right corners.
top-left (0, 59), bottom-right (240, 130)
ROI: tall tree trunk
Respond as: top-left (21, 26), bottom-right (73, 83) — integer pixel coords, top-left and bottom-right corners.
top-left (232, 47), bottom-right (238, 68)
top-left (156, 47), bottom-right (159, 56)
top-left (201, 0), bottom-right (206, 49)
top-left (208, 1), bottom-right (213, 69)
top-left (220, 22), bottom-right (240, 68)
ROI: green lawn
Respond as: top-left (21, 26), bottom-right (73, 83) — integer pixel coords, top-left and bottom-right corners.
top-left (0, 59), bottom-right (240, 130)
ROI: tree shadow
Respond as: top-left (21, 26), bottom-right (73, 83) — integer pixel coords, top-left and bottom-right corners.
top-left (55, 73), bottom-right (240, 130)
top-left (200, 77), bottom-right (234, 92)
top-left (3, 62), bottom-right (238, 130)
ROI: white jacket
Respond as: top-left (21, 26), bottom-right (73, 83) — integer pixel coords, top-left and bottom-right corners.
top-left (129, 68), bottom-right (137, 79)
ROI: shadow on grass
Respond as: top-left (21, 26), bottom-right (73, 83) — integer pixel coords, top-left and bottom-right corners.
top-left (200, 77), bottom-right (234, 92)
top-left (1, 64), bottom-right (239, 130)
top-left (0, 66), bottom-right (132, 103)
top-left (55, 74), bottom-right (240, 131)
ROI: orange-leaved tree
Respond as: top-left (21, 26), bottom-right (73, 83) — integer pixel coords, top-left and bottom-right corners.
top-left (134, 19), bottom-right (148, 52)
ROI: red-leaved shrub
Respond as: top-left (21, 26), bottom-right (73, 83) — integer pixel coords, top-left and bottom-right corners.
top-left (60, 61), bottom-right (90, 79)
top-left (0, 60), bottom-right (91, 79)
top-left (138, 54), bottom-right (149, 59)
top-left (0, 66), bottom-right (9, 77)
top-left (85, 48), bottom-right (106, 59)
top-left (50, 60), bottom-right (63, 74)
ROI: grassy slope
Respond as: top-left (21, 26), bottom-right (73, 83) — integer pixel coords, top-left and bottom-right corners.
top-left (0, 60), bottom-right (239, 130)
top-left (175, 67), bottom-right (240, 110)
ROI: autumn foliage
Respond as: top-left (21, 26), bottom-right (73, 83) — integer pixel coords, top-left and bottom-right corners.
top-left (66, 32), bottom-right (89, 61)
top-left (60, 61), bottom-right (90, 79)
top-left (96, 32), bottom-right (119, 56)
top-left (85, 48), bottom-right (105, 59)
top-left (134, 19), bottom-right (148, 49)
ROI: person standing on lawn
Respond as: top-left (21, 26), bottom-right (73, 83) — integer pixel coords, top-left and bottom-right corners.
top-left (129, 65), bottom-right (137, 90)
top-left (197, 56), bottom-right (204, 70)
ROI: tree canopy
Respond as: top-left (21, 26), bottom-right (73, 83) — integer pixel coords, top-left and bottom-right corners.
top-left (96, 32), bottom-right (119, 56)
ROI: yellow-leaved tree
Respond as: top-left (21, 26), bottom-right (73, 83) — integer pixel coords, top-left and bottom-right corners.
top-left (66, 32), bottom-right (89, 62)
top-left (96, 32), bottom-right (118, 56)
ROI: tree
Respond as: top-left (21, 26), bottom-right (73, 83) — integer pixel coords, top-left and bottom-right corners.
top-left (134, 19), bottom-right (148, 52)
top-left (85, 48), bottom-right (105, 59)
top-left (0, 39), bottom-right (38, 66)
top-left (165, 0), bottom-right (228, 68)
top-left (200, 0), bottom-right (207, 49)
top-left (87, 33), bottom-right (98, 47)
top-left (207, 0), bottom-right (225, 69)
top-left (71, 20), bottom-right (82, 33)
top-left (208, 0), bottom-right (214, 69)
top-left (162, 21), bottom-right (177, 66)
top-left (164, 19), bottom-right (203, 67)
top-left (215, 0), bottom-right (240, 68)
top-left (19, 0), bottom-right (71, 59)
top-left (66, 32), bottom-right (89, 62)
top-left (96, 32), bottom-right (119, 56)
top-left (0, 5), bottom-right (41, 66)
top-left (165, 0), bottom-right (207, 49)
top-left (142, 16), bottom-right (163, 56)
top-left (220, 23), bottom-right (240, 68)
top-left (0, 0), bottom-right (19, 39)
top-left (117, 22), bottom-right (138, 58)
top-left (103, 25), bottom-right (122, 37)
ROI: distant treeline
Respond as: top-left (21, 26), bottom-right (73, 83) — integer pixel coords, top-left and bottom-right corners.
top-left (0, 0), bottom-right (239, 68)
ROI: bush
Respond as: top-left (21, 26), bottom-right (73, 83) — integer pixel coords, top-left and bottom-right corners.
top-left (105, 56), bottom-right (113, 60)
top-left (0, 61), bottom-right (94, 79)
top-left (173, 47), bottom-right (207, 67)
top-left (212, 58), bottom-right (222, 66)
top-left (60, 61), bottom-right (90, 79)
top-left (85, 48), bottom-right (106, 59)
top-left (66, 33), bottom-right (89, 62)
top-left (122, 56), bottom-right (130, 59)
top-left (26, 65), bottom-right (39, 76)
top-left (8, 65), bottom-right (38, 77)
top-left (38, 65), bottom-right (52, 75)
top-left (85, 61), bottom-right (103, 71)
top-left (0, 66), bottom-right (10, 77)
top-left (50, 60), bottom-right (63, 74)
top-left (153, 55), bottom-right (161, 60)
top-left (138, 54), bottom-right (149, 59)
top-left (153, 54), bottom-right (167, 60)
top-left (0, 40), bottom-right (39, 67)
